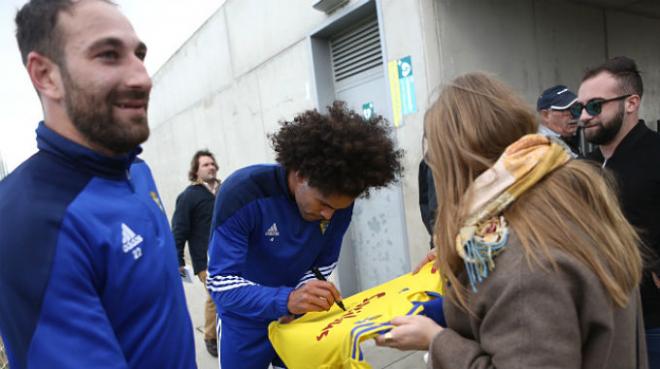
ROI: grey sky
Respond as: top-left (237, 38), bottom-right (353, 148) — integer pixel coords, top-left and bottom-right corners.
top-left (0, 0), bottom-right (225, 171)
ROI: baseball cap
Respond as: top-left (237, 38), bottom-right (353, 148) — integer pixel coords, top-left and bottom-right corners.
top-left (536, 85), bottom-right (577, 111)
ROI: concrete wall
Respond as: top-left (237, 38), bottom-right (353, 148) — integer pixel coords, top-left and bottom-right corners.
top-left (0, 152), bottom-right (6, 180)
top-left (143, 0), bottom-right (345, 216)
top-left (378, 0), bottom-right (438, 268)
top-left (144, 0), bottom-right (660, 279)
top-left (607, 10), bottom-right (660, 128)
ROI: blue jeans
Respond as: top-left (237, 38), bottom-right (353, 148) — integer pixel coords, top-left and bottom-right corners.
top-left (648, 327), bottom-right (660, 369)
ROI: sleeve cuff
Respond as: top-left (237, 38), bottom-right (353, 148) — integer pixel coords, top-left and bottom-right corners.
top-left (275, 287), bottom-right (294, 317)
top-left (428, 328), bottom-right (483, 368)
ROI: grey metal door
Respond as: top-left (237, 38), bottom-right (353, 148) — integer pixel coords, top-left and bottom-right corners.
top-left (335, 80), bottom-right (410, 294)
top-left (328, 15), bottom-right (410, 295)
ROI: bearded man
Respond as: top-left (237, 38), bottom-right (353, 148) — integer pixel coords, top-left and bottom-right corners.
top-left (0, 1), bottom-right (196, 368)
top-left (575, 56), bottom-right (660, 368)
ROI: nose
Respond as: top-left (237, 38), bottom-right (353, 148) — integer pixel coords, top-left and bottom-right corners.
top-left (320, 208), bottom-right (335, 220)
top-left (579, 108), bottom-right (593, 124)
top-left (125, 55), bottom-right (152, 93)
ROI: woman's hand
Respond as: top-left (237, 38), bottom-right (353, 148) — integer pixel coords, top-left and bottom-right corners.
top-left (412, 248), bottom-right (438, 274)
top-left (374, 315), bottom-right (444, 351)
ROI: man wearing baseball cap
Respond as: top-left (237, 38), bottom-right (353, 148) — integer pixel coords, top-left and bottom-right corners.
top-left (537, 85), bottom-right (580, 154)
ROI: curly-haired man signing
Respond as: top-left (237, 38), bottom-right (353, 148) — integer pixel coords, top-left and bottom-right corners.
top-left (206, 102), bottom-right (403, 369)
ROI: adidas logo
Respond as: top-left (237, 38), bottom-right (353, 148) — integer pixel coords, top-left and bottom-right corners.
top-left (265, 223), bottom-right (279, 241)
top-left (122, 223), bottom-right (144, 259)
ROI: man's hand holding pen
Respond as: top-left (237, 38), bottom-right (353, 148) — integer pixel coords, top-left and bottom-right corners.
top-left (287, 280), bottom-right (343, 314)
top-left (311, 267), bottom-right (346, 311)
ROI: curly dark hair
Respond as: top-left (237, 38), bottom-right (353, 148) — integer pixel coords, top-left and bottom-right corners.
top-left (270, 101), bottom-right (403, 198)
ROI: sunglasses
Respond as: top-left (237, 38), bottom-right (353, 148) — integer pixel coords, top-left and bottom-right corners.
top-left (569, 94), bottom-right (631, 119)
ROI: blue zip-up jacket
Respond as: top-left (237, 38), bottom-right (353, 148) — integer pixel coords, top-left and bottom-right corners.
top-left (0, 123), bottom-right (196, 369)
top-left (206, 164), bottom-right (353, 325)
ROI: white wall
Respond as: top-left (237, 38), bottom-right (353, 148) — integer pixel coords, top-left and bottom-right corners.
top-left (142, 0), bottom-right (352, 216)
top-left (423, 0), bottom-right (660, 122)
top-left (607, 10), bottom-right (660, 129)
top-left (378, 0), bottom-right (437, 269)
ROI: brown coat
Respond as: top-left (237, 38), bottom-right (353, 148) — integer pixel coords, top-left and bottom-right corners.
top-left (428, 236), bottom-right (647, 369)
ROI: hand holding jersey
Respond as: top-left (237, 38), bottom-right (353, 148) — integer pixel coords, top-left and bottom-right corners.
top-left (374, 315), bottom-right (443, 351)
top-left (412, 247), bottom-right (438, 274)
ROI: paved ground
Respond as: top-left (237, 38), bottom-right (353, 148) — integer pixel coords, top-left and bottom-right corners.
top-left (182, 279), bottom-right (427, 369)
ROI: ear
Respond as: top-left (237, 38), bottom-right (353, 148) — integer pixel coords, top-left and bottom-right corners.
top-left (539, 109), bottom-right (549, 120)
top-left (294, 170), bottom-right (306, 184)
top-left (26, 51), bottom-right (64, 101)
top-left (625, 95), bottom-right (641, 114)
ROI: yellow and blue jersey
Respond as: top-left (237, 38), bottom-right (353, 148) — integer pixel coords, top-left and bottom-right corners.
top-left (268, 262), bottom-right (443, 369)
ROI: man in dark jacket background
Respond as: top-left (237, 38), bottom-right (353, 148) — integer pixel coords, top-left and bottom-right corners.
top-left (172, 149), bottom-right (221, 357)
top-left (575, 56), bottom-right (660, 368)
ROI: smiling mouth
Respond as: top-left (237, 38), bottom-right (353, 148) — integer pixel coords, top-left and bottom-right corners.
top-left (114, 103), bottom-right (148, 116)
top-left (115, 103), bottom-right (146, 109)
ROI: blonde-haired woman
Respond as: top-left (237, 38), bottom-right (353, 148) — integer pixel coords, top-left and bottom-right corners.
top-left (375, 73), bottom-right (647, 368)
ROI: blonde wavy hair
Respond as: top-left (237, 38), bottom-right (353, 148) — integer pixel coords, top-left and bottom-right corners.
top-left (425, 72), bottom-right (642, 310)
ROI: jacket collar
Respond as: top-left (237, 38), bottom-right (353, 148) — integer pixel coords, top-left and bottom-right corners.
top-left (192, 178), bottom-right (220, 195)
top-left (275, 165), bottom-right (295, 202)
top-left (538, 124), bottom-right (560, 138)
top-left (611, 120), bottom-right (648, 158)
top-left (590, 120), bottom-right (648, 163)
top-left (36, 121), bottom-right (141, 179)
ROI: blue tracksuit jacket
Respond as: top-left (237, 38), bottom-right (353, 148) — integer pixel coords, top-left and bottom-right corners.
top-left (0, 122), bottom-right (196, 369)
top-left (207, 164), bottom-right (353, 368)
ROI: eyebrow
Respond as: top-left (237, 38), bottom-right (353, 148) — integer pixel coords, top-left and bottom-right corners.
top-left (323, 202), bottom-right (336, 210)
top-left (320, 199), bottom-right (340, 210)
top-left (88, 37), bottom-right (148, 55)
top-left (88, 37), bottom-right (123, 52)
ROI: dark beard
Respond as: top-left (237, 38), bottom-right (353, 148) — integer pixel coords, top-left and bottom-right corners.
top-left (585, 106), bottom-right (624, 146)
top-left (62, 68), bottom-right (150, 155)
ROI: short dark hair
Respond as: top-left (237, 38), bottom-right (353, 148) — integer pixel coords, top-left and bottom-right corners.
top-left (582, 56), bottom-right (643, 97)
top-left (188, 150), bottom-right (217, 182)
top-left (270, 101), bottom-right (404, 198)
top-left (14, 0), bottom-right (114, 66)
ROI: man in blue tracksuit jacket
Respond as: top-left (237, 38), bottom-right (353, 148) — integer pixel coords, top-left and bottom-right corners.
top-left (207, 102), bottom-right (404, 369)
top-left (0, 1), bottom-right (196, 368)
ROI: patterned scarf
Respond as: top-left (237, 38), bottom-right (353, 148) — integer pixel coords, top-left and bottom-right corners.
top-left (456, 134), bottom-right (573, 291)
